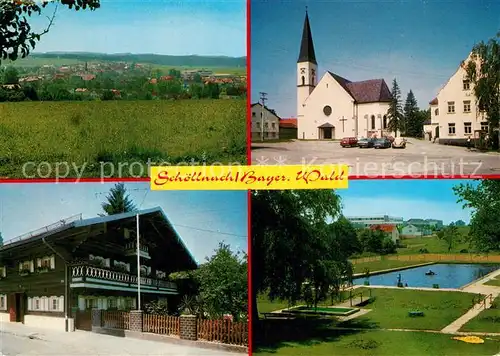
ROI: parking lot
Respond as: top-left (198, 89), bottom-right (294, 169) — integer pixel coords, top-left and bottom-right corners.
top-left (251, 138), bottom-right (500, 177)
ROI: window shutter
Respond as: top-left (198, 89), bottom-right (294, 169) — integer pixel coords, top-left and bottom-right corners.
top-left (29, 261), bottom-right (34, 273)
top-left (19, 263), bottom-right (22, 271)
top-left (37, 258), bottom-right (41, 268)
top-left (59, 296), bottom-right (64, 312)
top-left (28, 298), bottom-right (32, 311)
top-left (50, 256), bottom-right (55, 269)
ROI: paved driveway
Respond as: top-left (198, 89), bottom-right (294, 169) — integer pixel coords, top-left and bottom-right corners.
top-left (0, 323), bottom-right (239, 356)
top-left (252, 138), bottom-right (500, 177)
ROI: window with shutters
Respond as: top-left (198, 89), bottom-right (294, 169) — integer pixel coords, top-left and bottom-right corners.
top-left (0, 295), bottom-right (6, 310)
top-left (19, 260), bottom-right (33, 276)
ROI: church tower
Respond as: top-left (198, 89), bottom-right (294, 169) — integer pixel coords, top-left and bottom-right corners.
top-left (297, 9), bottom-right (317, 122)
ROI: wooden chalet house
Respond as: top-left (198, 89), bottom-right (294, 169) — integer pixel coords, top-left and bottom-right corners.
top-left (0, 207), bottom-right (197, 331)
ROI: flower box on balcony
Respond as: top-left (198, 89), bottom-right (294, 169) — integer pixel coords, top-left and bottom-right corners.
top-left (36, 266), bottom-right (50, 274)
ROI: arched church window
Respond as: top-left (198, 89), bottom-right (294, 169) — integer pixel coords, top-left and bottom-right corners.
top-left (371, 115), bottom-right (376, 129)
top-left (383, 115), bottom-right (388, 129)
top-left (312, 75), bottom-right (315, 84)
top-left (323, 106), bottom-right (332, 116)
top-left (301, 76), bottom-right (305, 86)
top-left (435, 108), bottom-right (439, 116)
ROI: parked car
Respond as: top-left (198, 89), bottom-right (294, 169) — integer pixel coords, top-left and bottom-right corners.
top-left (392, 137), bottom-right (407, 148)
top-left (374, 138), bottom-right (392, 149)
top-left (358, 138), bottom-right (375, 148)
top-left (340, 137), bottom-right (358, 147)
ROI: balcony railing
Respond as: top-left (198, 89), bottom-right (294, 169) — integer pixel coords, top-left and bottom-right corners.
top-left (71, 264), bottom-right (177, 291)
top-left (124, 242), bottom-right (150, 259)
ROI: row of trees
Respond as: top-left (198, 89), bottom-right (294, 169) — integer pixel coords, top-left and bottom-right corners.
top-left (386, 79), bottom-right (430, 138)
top-left (0, 66), bottom-right (245, 102)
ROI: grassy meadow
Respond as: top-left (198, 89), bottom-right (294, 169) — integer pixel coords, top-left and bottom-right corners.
top-left (7, 57), bottom-right (246, 75)
top-left (0, 99), bottom-right (246, 178)
top-left (255, 288), bottom-right (498, 356)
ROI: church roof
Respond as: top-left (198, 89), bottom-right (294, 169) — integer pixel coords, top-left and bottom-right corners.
top-left (328, 72), bottom-right (392, 104)
top-left (297, 11), bottom-right (317, 65)
top-left (429, 97), bottom-right (438, 105)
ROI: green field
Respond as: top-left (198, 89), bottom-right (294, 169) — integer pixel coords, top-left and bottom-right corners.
top-left (485, 277), bottom-right (500, 287)
top-left (342, 288), bottom-right (475, 330)
top-left (7, 57), bottom-right (246, 75)
top-left (255, 288), bottom-right (497, 355)
top-left (397, 234), bottom-right (471, 255)
top-left (460, 297), bottom-right (500, 333)
top-left (254, 329), bottom-right (500, 356)
top-left (0, 99), bottom-right (246, 178)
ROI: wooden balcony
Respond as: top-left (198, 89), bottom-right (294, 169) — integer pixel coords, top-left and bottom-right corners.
top-left (124, 242), bottom-right (151, 259)
top-left (70, 264), bottom-right (177, 294)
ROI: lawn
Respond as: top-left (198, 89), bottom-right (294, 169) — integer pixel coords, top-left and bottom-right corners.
top-left (255, 288), bottom-right (489, 355)
top-left (343, 288), bottom-right (475, 330)
top-left (485, 277), bottom-right (500, 287)
top-left (253, 328), bottom-right (500, 356)
top-left (460, 297), bottom-right (500, 333)
top-left (353, 259), bottom-right (427, 274)
top-left (397, 234), bottom-right (471, 255)
top-left (256, 292), bottom-right (351, 315)
top-left (0, 99), bottom-right (246, 178)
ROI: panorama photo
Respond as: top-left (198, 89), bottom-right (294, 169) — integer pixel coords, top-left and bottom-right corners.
top-left (0, 0), bottom-right (246, 179)
top-left (252, 179), bottom-right (500, 355)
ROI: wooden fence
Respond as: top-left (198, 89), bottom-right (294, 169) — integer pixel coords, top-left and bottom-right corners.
top-left (102, 310), bottom-right (129, 330)
top-left (350, 253), bottom-right (500, 265)
top-left (197, 318), bottom-right (248, 346)
top-left (143, 314), bottom-right (179, 336)
top-left (98, 311), bottom-right (248, 347)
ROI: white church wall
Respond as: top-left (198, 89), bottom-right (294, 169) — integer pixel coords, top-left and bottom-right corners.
top-left (357, 102), bottom-right (391, 138)
top-left (299, 73), bottom-right (355, 140)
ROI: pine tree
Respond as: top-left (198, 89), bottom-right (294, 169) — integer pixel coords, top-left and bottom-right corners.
top-left (101, 183), bottom-right (137, 216)
top-left (0, 232), bottom-right (3, 247)
top-left (403, 90), bottom-right (419, 137)
top-left (386, 79), bottom-right (404, 137)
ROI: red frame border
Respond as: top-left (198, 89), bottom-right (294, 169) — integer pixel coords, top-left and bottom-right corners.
top-left (246, 0), bottom-right (252, 354)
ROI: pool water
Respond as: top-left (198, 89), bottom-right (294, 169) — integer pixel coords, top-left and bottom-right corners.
top-left (353, 263), bottom-right (500, 289)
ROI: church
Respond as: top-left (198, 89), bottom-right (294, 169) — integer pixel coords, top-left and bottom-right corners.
top-left (296, 11), bottom-right (395, 140)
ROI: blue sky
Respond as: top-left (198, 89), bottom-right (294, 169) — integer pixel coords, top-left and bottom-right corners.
top-left (30, 0), bottom-right (245, 56)
top-left (251, 0), bottom-right (500, 116)
top-left (337, 179), bottom-right (477, 224)
top-left (0, 184), bottom-right (247, 263)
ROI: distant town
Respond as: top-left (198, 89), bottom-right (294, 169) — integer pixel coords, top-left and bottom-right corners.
top-left (0, 54), bottom-right (247, 102)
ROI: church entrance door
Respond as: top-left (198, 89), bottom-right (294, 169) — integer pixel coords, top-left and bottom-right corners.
top-left (323, 128), bottom-right (333, 139)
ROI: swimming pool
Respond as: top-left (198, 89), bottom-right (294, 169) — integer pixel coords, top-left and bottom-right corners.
top-left (352, 263), bottom-right (500, 289)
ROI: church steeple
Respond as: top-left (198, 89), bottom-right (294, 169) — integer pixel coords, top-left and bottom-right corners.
top-left (297, 9), bottom-right (317, 65)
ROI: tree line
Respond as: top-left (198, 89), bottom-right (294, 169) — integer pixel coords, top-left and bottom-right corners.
top-left (0, 66), bottom-right (246, 102)
top-left (386, 79), bottom-right (430, 138)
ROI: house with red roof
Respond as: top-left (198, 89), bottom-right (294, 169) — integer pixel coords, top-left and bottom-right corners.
top-left (279, 118), bottom-right (298, 140)
top-left (369, 224), bottom-right (400, 243)
top-left (296, 11), bottom-right (394, 140)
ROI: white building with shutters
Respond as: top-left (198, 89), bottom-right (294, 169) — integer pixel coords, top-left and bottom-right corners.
top-left (425, 53), bottom-right (489, 144)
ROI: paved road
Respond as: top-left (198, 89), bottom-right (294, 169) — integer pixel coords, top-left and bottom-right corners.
top-left (252, 138), bottom-right (500, 177)
top-left (0, 324), bottom-right (238, 356)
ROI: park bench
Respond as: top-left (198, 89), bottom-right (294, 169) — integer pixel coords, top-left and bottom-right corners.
top-left (408, 311), bottom-right (424, 317)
